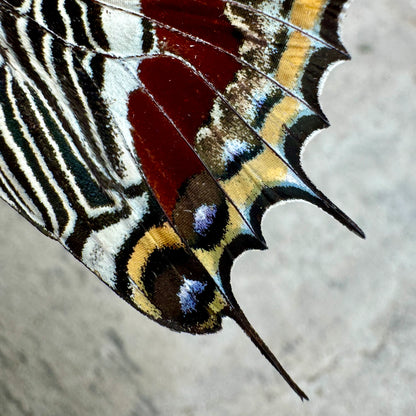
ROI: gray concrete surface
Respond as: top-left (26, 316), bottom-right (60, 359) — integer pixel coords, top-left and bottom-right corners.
top-left (1, 1), bottom-right (415, 415)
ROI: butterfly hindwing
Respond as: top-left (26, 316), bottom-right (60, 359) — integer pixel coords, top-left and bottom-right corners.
top-left (0, 0), bottom-right (363, 399)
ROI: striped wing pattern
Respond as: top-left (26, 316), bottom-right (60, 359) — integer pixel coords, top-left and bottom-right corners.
top-left (0, 0), bottom-right (363, 398)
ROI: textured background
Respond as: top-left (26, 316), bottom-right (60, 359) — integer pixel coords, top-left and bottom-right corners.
top-left (1, 1), bottom-right (415, 415)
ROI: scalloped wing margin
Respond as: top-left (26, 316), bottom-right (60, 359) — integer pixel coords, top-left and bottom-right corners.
top-left (119, 0), bottom-right (363, 304)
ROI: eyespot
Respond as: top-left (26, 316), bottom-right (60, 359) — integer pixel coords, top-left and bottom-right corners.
top-left (173, 172), bottom-right (228, 249)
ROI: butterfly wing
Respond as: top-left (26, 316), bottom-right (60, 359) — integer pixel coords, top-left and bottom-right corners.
top-left (0, 0), bottom-right (363, 398)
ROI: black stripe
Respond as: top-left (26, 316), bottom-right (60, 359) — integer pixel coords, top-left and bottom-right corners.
top-left (26, 16), bottom-right (47, 68)
top-left (142, 18), bottom-right (154, 54)
top-left (65, 0), bottom-right (93, 49)
top-left (89, 53), bottom-right (106, 89)
top-left (2, 0), bottom-right (25, 8)
top-left (87, 2), bottom-right (110, 51)
top-left (42, 0), bottom-right (67, 38)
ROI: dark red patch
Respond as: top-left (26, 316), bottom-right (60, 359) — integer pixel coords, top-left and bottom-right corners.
top-left (128, 0), bottom-right (242, 216)
top-left (142, 0), bottom-right (241, 91)
top-left (141, 0), bottom-right (241, 54)
top-left (157, 27), bottom-right (241, 94)
top-left (128, 65), bottom-right (204, 216)
top-left (138, 56), bottom-right (215, 145)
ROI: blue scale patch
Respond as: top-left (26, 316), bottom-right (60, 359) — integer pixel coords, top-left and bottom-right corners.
top-left (193, 204), bottom-right (217, 236)
top-left (221, 138), bottom-right (253, 164)
top-left (178, 278), bottom-right (207, 315)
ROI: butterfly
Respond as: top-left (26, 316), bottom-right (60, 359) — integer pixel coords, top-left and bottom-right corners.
top-left (0, 0), bottom-right (364, 401)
